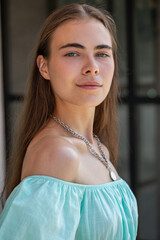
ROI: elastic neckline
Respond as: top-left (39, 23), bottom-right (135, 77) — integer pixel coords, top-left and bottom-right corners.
top-left (22, 175), bottom-right (124, 189)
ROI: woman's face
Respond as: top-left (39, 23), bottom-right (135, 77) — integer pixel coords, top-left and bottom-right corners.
top-left (39, 18), bottom-right (115, 108)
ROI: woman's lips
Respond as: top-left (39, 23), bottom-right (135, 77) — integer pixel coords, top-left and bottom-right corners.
top-left (76, 82), bottom-right (102, 89)
top-left (77, 85), bottom-right (102, 89)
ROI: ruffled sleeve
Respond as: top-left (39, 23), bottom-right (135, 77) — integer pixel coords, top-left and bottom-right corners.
top-left (0, 176), bottom-right (83, 240)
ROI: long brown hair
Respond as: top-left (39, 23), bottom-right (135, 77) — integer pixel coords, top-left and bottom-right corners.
top-left (2, 3), bottom-right (119, 202)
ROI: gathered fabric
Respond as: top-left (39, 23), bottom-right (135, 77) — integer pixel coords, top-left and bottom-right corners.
top-left (0, 175), bottom-right (138, 240)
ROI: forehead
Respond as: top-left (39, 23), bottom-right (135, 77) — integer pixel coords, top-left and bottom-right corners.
top-left (50, 18), bottom-right (112, 48)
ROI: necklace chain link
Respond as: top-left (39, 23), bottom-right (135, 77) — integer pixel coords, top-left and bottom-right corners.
top-left (50, 115), bottom-right (117, 181)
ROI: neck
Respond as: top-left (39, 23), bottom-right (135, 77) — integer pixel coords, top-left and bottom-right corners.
top-left (53, 105), bottom-right (95, 143)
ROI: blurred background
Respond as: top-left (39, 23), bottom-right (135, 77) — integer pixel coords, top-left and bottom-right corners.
top-left (0, 0), bottom-right (160, 239)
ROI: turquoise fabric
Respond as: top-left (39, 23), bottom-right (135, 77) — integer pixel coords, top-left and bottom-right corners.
top-left (0, 175), bottom-right (138, 240)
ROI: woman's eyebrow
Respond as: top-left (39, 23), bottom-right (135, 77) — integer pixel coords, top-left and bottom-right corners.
top-left (59, 43), bottom-right (112, 50)
top-left (59, 43), bottom-right (84, 49)
top-left (95, 44), bottom-right (112, 50)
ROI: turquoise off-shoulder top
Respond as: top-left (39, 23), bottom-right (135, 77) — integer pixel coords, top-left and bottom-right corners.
top-left (0, 175), bottom-right (138, 240)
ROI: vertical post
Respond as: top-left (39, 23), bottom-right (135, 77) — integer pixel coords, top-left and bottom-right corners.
top-left (155, 0), bottom-right (160, 238)
top-left (107, 0), bottom-right (113, 13)
top-left (125, 0), bottom-right (137, 193)
top-left (47, 0), bottom-right (57, 13)
top-left (1, 0), bottom-right (9, 162)
top-left (0, 2), bottom-right (6, 212)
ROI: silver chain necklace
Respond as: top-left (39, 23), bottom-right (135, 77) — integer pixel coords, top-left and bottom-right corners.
top-left (50, 115), bottom-right (117, 181)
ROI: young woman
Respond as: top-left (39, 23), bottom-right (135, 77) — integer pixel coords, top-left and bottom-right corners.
top-left (0, 3), bottom-right (138, 239)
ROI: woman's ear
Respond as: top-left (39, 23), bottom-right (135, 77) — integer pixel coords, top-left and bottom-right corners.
top-left (36, 55), bottom-right (50, 80)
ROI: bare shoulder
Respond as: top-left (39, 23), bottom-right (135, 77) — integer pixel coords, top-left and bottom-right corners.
top-left (21, 135), bottom-right (79, 182)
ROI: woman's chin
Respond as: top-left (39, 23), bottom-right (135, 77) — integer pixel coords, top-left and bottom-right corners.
top-left (72, 98), bottom-right (106, 108)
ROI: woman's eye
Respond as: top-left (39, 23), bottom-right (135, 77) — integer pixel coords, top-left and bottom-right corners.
top-left (64, 52), bottom-right (78, 57)
top-left (96, 53), bottom-right (109, 57)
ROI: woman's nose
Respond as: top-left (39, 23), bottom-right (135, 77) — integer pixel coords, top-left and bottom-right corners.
top-left (82, 58), bottom-right (99, 76)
